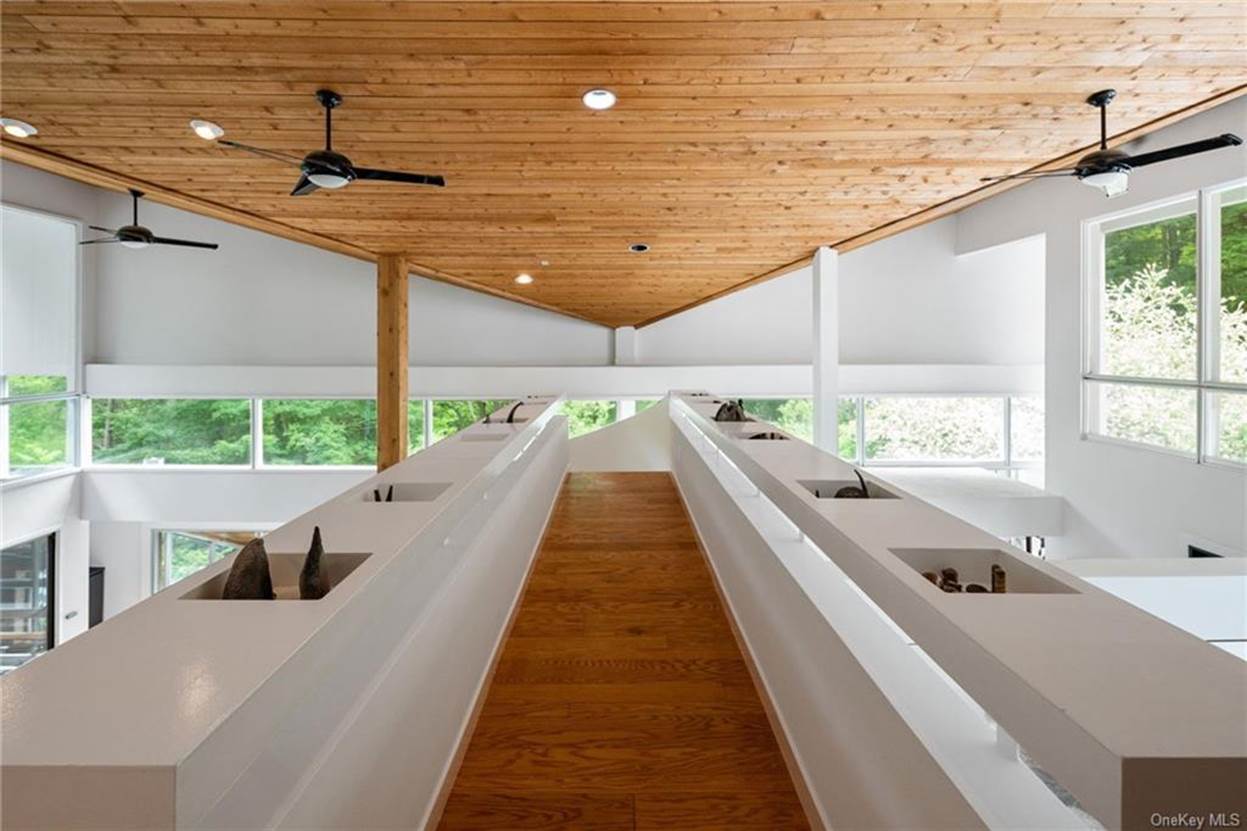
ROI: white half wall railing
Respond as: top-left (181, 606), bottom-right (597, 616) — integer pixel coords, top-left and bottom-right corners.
top-left (670, 392), bottom-right (1246, 831)
top-left (1, 397), bottom-right (570, 830)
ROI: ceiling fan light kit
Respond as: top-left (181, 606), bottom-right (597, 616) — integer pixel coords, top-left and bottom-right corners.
top-left (982, 89), bottom-right (1242, 198)
top-left (220, 89), bottom-right (445, 197)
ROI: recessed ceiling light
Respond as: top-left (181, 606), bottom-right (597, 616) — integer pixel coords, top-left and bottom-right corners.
top-left (1, 118), bottom-right (37, 138)
top-left (189, 119), bottom-right (224, 140)
top-left (582, 89), bottom-right (617, 111)
top-left (515, 273), bottom-right (534, 285)
top-left (539, 259), bottom-right (550, 267)
top-left (629, 242), bottom-right (650, 253)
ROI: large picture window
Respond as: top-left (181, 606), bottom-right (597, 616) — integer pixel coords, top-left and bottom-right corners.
top-left (262, 399), bottom-right (376, 466)
top-left (2, 205), bottom-right (79, 481)
top-left (1084, 180), bottom-right (1247, 463)
top-left (92, 398), bottom-right (251, 465)
top-left (152, 529), bottom-right (262, 592)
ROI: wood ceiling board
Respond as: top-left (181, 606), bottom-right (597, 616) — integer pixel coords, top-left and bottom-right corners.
top-left (3, 2), bottom-right (1245, 327)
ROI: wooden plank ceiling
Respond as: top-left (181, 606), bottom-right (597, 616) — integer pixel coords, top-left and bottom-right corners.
top-left (1, 1), bottom-right (1245, 328)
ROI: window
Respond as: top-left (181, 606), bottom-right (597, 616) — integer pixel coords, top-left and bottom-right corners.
top-left (1084, 180), bottom-right (1247, 463)
top-left (407, 400), bottom-right (426, 454)
top-left (559, 400), bottom-right (617, 438)
top-left (92, 399), bottom-right (251, 465)
top-left (865, 396), bottom-right (1005, 463)
top-left (432, 399), bottom-right (514, 442)
top-left (152, 530), bottom-right (261, 592)
top-left (2, 206), bottom-right (79, 481)
top-left (634, 399), bottom-right (660, 413)
top-left (0, 533), bottom-right (54, 674)
top-left (262, 399), bottom-right (375, 466)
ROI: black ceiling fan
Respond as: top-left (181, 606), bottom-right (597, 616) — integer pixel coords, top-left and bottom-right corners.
top-left (981, 89), bottom-right (1242, 198)
top-left (219, 89), bottom-right (446, 196)
top-left (80, 189), bottom-right (219, 250)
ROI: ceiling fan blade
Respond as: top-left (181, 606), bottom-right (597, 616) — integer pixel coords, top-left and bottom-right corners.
top-left (1124, 134), bottom-right (1243, 169)
top-left (354, 168), bottom-right (446, 187)
top-left (150, 236), bottom-right (220, 250)
top-left (88, 225), bottom-right (118, 234)
top-left (290, 174), bottom-right (320, 197)
top-left (219, 139), bottom-right (304, 166)
top-left (79, 237), bottom-right (120, 245)
top-left (979, 168), bottom-right (1077, 182)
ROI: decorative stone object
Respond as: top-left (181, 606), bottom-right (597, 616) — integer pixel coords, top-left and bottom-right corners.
top-left (713, 399), bottom-right (750, 422)
top-left (299, 525), bottom-right (331, 600)
top-left (221, 538), bottom-right (276, 600)
top-left (834, 469), bottom-right (872, 499)
top-left (991, 564), bottom-right (1007, 593)
top-left (922, 571), bottom-right (941, 586)
top-left (372, 485), bottom-right (394, 503)
top-left (940, 567), bottom-right (959, 585)
top-left (746, 432), bottom-right (789, 440)
top-left (966, 583), bottom-right (989, 593)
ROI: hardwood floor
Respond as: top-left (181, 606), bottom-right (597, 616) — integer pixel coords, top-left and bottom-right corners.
top-left (439, 472), bottom-right (809, 830)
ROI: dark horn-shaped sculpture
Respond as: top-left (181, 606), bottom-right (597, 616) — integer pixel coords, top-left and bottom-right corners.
top-left (299, 525), bottom-right (331, 600)
top-left (713, 400), bottom-right (749, 422)
top-left (385, 484), bottom-right (394, 503)
top-left (834, 469), bottom-right (872, 499)
top-left (222, 538), bottom-right (276, 600)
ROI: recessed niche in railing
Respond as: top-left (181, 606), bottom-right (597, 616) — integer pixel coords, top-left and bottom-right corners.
top-left (890, 547), bottom-right (1079, 595)
top-left (459, 432), bottom-right (511, 442)
top-left (181, 553), bottom-right (371, 601)
top-left (741, 431), bottom-right (790, 441)
top-left (362, 482), bottom-right (451, 503)
top-left (799, 478), bottom-right (900, 499)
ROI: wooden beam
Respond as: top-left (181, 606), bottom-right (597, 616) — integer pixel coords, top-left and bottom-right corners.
top-left (376, 253), bottom-right (409, 471)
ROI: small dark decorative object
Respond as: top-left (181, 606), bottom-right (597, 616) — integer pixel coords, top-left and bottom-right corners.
top-left (222, 538), bottom-right (275, 600)
top-left (299, 526), bottom-right (331, 600)
top-left (371, 485), bottom-right (394, 503)
top-left (966, 583), bottom-right (989, 593)
top-left (505, 402), bottom-right (524, 423)
top-left (941, 580), bottom-right (963, 593)
top-left (922, 571), bottom-right (940, 586)
top-left (833, 469), bottom-right (872, 499)
top-left (713, 399), bottom-right (750, 422)
top-left (940, 567), bottom-right (959, 584)
top-left (746, 432), bottom-right (788, 440)
top-left (991, 564), bottom-right (1007, 593)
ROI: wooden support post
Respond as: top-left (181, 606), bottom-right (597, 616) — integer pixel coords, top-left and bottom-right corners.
top-left (377, 254), bottom-right (409, 471)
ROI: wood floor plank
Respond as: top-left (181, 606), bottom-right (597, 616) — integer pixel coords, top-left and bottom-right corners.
top-left (438, 472), bottom-right (808, 830)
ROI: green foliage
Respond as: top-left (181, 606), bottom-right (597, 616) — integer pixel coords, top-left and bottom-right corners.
top-left (8, 399), bottom-right (69, 470)
top-left (92, 399), bottom-right (251, 464)
top-left (432, 399), bottom-right (514, 441)
top-left (634, 399), bottom-right (659, 413)
top-left (559, 400), bottom-right (617, 437)
top-left (736, 398), bottom-right (857, 459)
top-left (263, 399), bottom-right (376, 465)
top-left (1105, 212), bottom-right (1197, 294)
top-left (407, 400), bottom-right (425, 453)
top-left (7, 375), bottom-right (68, 397)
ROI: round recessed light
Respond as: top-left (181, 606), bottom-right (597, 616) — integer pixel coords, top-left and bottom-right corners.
top-left (629, 242), bottom-right (650, 253)
top-left (539, 259), bottom-right (551, 267)
top-left (1, 118), bottom-right (37, 138)
top-left (581, 88), bottom-right (617, 111)
top-left (515, 273), bottom-right (534, 285)
top-left (189, 119), bottom-right (224, 141)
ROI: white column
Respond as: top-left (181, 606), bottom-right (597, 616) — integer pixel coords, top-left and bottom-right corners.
top-left (811, 246), bottom-right (840, 452)
top-left (613, 326), bottom-right (637, 366)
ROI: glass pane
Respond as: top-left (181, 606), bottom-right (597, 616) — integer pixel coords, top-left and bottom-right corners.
top-left (1209, 391), bottom-right (1247, 464)
top-left (407, 400), bottom-right (425, 454)
top-left (1086, 380), bottom-right (1196, 455)
top-left (838, 398), bottom-right (857, 459)
top-left (1101, 204), bottom-right (1198, 380)
top-left (0, 534), bottom-right (53, 674)
top-left (634, 399), bottom-right (659, 413)
top-left (1011, 396), bottom-right (1045, 462)
top-left (1215, 185), bottom-right (1247, 384)
top-left (155, 530), bottom-right (256, 592)
top-left (1, 206), bottom-right (77, 388)
top-left (6, 399), bottom-right (71, 476)
top-left (92, 399), bottom-right (251, 465)
top-left (865, 396), bottom-right (1005, 461)
top-left (559, 400), bottom-right (618, 438)
top-left (739, 398), bottom-right (813, 442)
top-left (263, 399), bottom-right (376, 466)
top-left (5, 374), bottom-right (68, 398)
top-left (432, 400), bottom-right (513, 442)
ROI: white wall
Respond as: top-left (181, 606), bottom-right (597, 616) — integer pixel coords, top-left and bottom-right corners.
top-left (637, 216), bottom-right (1044, 367)
top-left (956, 96), bottom-right (1247, 560)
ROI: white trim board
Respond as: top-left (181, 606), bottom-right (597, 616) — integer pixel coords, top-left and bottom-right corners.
top-left (84, 363), bottom-right (1043, 399)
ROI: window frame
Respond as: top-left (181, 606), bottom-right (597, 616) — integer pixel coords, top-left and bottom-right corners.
top-left (1080, 178), bottom-right (1247, 467)
top-left (0, 202), bottom-right (84, 484)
